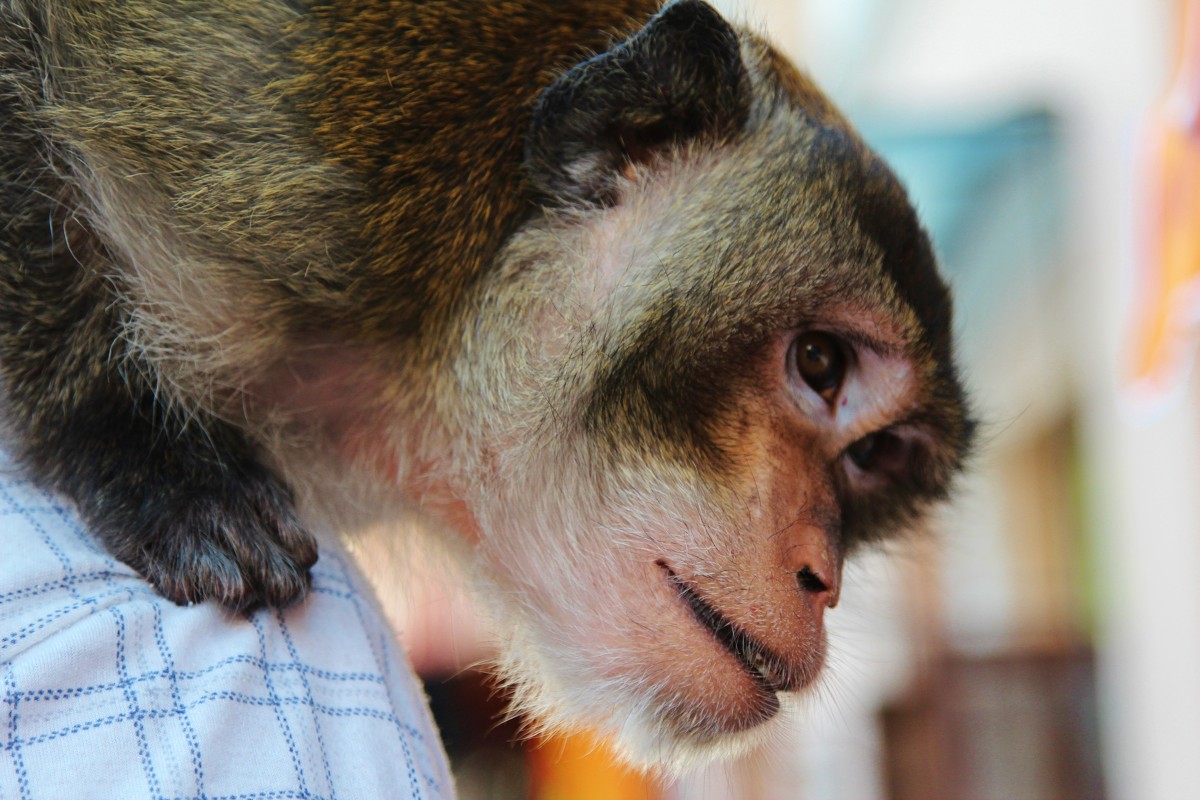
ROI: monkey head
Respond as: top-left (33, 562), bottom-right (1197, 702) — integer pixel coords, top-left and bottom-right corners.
top-left (406, 1), bottom-right (974, 770)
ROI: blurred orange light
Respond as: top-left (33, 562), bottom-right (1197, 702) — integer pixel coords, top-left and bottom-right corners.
top-left (528, 728), bottom-right (663, 800)
top-left (1132, 0), bottom-right (1200, 394)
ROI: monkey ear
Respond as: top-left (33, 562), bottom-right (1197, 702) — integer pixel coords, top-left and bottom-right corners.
top-left (525, 0), bottom-right (749, 207)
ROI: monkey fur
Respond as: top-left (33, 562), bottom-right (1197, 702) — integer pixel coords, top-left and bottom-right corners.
top-left (0, 0), bottom-right (973, 768)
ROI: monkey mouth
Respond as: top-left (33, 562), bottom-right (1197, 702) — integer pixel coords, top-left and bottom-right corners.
top-left (657, 561), bottom-right (796, 696)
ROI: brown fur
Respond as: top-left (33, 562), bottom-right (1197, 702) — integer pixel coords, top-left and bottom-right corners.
top-left (294, 0), bottom-right (659, 336)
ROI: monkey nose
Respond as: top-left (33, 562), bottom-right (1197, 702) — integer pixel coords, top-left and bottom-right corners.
top-left (784, 530), bottom-right (842, 608)
top-left (797, 564), bottom-right (840, 608)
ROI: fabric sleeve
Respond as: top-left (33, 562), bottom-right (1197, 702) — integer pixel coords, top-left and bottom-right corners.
top-left (0, 456), bottom-right (455, 800)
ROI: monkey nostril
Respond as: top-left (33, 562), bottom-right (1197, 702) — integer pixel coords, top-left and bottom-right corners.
top-left (796, 565), bottom-right (829, 594)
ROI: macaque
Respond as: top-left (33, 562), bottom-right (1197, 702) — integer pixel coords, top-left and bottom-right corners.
top-left (0, 0), bottom-right (973, 768)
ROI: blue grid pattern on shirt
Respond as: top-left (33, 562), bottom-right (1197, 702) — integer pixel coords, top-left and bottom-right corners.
top-left (0, 465), bottom-right (452, 800)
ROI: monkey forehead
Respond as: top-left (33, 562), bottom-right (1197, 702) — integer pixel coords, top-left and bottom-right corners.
top-left (586, 127), bottom-right (945, 363)
top-left (747, 37), bottom-right (955, 355)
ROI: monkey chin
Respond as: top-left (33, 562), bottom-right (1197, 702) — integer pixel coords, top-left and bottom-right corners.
top-left (491, 630), bottom-right (823, 774)
top-left (483, 573), bottom-right (829, 774)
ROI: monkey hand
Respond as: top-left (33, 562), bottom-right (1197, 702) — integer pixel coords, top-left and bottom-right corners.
top-left (119, 468), bottom-right (318, 612)
top-left (64, 415), bottom-right (319, 613)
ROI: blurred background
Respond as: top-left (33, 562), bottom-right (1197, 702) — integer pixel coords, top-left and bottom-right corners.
top-left (360, 0), bottom-right (1200, 797)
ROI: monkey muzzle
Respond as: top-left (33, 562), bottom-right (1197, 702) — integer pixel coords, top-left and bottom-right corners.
top-left (658, 561), bottom-right (826, 698)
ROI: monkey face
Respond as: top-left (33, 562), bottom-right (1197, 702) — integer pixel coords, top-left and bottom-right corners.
top-left (454, 277), bottom-right (967, 767)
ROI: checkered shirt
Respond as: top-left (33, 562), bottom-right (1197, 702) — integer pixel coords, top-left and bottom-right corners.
top-left (0, 454), bottom-right (454, 799)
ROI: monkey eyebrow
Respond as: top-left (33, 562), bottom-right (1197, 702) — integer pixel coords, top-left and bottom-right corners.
top-left (837, 328), bottom-right (905, 358)
top-left (790, 317), bottom-right (907, 359)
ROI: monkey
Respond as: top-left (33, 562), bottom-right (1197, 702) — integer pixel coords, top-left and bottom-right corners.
top-left (0, 0), bottom-right (973, 770)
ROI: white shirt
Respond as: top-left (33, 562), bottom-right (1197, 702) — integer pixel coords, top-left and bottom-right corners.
top-left (0, 454), bottom-right (454, 799)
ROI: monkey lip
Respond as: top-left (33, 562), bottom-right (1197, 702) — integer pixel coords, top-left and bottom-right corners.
top-left (658, 562), bottom-right (797, 697)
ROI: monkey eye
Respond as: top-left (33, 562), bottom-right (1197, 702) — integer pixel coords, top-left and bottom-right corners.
top-left (794, 331), bottom-right (847, 403)
top-left (846, 433), bottom-right (880, 470)
top-left (845, 429), bottom-right (908, 474)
